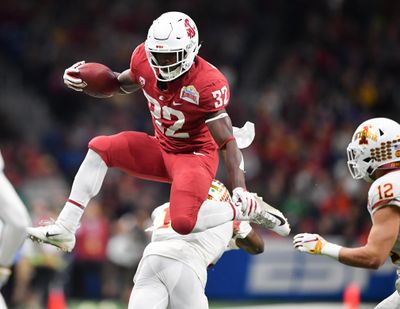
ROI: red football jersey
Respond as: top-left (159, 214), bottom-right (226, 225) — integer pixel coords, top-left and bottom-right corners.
top-left (130, 43), bottom-right (230, 153)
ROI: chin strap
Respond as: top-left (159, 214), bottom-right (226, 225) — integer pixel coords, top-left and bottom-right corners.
top-left (379, 162), bottom-right (400, 169)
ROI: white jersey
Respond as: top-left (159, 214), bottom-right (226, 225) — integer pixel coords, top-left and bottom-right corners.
top-left (138, 203), bottom-right (250, 287)
top-left (367, 170), bottom-right (400, 266)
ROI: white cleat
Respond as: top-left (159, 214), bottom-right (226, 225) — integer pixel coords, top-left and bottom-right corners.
top-left (27, 220), bottom-right (76, 252)
top-left (249, 194), bottom-right (291, 236)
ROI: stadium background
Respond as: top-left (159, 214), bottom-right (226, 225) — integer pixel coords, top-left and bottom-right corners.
top-left (0, 0), bottom-right (400, 308)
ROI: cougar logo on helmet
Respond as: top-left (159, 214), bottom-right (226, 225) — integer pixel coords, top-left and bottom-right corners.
top-left (184, 18), bottom-right (196, 38)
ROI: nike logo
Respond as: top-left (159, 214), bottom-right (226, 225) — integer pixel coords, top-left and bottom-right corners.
top-left (172, 101), bottom-right (183, 106)
top-left (267, 212), bottom-right (286, 226)
top-left (193, 152), bottom-right (205, 156)
top-left (46, 232), bottom-right (61, 238)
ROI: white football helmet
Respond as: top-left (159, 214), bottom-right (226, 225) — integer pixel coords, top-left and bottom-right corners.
top-left (347, 117), bottom-right (400, 182)
top-left (208, 180), bottom-right (232, 202)
top-left (145, 11), bottom-right (200, 82)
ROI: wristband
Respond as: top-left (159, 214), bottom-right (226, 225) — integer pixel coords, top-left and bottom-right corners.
top-left (232, 187), bottom-right (246, 194)
top-left (219, 136), bottom-right (236, 149)
top-left (321, 242), bottom-right (342, 260)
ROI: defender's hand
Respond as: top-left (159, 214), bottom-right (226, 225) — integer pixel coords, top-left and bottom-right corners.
top-left (63, 61), bottom-right (87, 91)
top-left (293, 233), bottom-right (326, 255)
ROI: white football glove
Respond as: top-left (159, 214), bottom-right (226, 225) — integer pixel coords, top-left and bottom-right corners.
top-left (63, 60), bottom-right (87, 91)
top-left (293, 233), bottom-right (326, 255)
top-left (293, 233), bottom-right (341, 259)
top-left (232, 187), bottom-right (259, 216)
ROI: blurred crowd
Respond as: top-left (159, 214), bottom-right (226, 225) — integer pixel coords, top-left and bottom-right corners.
top-left (1, 0), bottom-right (400, 307)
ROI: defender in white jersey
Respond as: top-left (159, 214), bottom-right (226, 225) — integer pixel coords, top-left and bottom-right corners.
top-left (0, 151), bottom-right (31, 308)
top-left (293, 118), bottom-right (400, 308)
top-left (128, 180), bottom-right (264, 309)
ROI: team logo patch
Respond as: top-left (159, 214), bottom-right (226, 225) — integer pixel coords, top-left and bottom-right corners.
top-left (139, 76), bottom-right (146, 87)
top-left (180, 85), bottom-right (199, 105)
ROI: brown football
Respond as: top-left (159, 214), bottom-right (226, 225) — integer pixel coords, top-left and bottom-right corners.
top-left (78, 62), bottom-right (119, 98)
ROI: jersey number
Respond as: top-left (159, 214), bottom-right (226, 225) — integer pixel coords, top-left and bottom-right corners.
top-left (144, 90), bottom-right (189, 138)
top-left (377, 183), bottom-right (394, 200)
top-left (212, 86), bottom-right (229, 108)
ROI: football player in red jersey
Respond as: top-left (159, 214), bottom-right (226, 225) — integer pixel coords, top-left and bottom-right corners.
top-left (27, 12), bottom-right (289, 252)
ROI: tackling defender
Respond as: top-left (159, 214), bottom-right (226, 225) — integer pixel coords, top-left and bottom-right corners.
top-left (293, 118), bottom-right (400, 309)
top-left (129, 180), bottom-right (264, 309)
top-left (0, 151), bottom-right (31, 308)
top-left (27, 11), bottom-right (289, 252)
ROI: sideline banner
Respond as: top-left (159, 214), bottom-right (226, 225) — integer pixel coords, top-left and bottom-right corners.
top-left (206, 236), bottom-right (396, 301)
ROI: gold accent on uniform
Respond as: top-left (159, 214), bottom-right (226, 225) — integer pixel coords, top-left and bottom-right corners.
top-left (313, 239), bottom-right (323, 254)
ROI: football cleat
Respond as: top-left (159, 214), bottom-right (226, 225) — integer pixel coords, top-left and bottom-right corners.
top-left (245, 194), bottom-right (291, 236)
top-left (27, 220), bottom-right (76, 252)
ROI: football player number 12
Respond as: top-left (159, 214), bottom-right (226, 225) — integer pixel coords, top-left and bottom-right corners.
top-left (377, 183), bottom-right (394, 200)
top-left (144, 86), bottom-right (228, 138)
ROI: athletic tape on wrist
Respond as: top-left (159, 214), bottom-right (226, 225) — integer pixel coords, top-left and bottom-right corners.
top-left (321, 242), bottom-right (342, 260)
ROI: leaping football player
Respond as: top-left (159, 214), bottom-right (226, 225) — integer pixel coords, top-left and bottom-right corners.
top-left (27, 11), bottom-right (290, 253)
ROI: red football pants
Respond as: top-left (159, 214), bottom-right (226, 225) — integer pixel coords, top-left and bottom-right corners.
top-left (88, 131), bottom-right (219, 234)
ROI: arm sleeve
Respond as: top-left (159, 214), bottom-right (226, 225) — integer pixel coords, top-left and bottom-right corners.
top-left (199, 78), bottom-right (230, 113)
top-left (368, 175), bottom-right (400, 215)
top-left (129, 43), bottom-right (145, 85)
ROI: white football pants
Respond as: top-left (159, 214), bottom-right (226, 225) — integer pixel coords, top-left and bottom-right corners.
top-left (0, 153), bottom-right (31, 267)
top-left (375, 291), bottom-right (400, 309)
top-left (128, 255), bottom-right (208, 309)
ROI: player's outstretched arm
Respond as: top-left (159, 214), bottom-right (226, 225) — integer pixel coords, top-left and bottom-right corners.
top-left (293, 206), bottom-right (400, 269)
top-left (117, 69), bottom-right (141, 94)
top-left (207, 110), bottom-right (258, 210)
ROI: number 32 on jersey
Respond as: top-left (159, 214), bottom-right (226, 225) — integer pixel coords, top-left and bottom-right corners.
top-left (144, 90), bottom-right (189, 138)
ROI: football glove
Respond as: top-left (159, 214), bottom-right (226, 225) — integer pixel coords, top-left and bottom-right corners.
top-left (293, 233), bottom-right (326, 254)
top-left (63, 60), bottom-right (87, 91)
top-left (293, 233), bottom-right (341, 259)
top-left (232, 187), bottom-right (259, 216)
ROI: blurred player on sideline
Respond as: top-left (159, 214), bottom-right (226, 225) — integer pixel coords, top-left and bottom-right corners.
top-left (293, 118), bottom-right (400, 309)
top-left (0, 151), bottom-right (31, 308)
top-left (27, 11), bottom-right (289, 252)
top-left (129, 180), bottom-right (264, 309)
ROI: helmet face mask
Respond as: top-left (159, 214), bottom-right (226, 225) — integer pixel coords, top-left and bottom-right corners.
top-left (147, 50), bottom-right (186, 81)
top-left (145, 12), bottom-right (200, 82)
top-left (346, 118), bottom-right (400, 182)
top-left (346, 144), bottom-right (378, 182)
